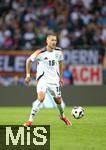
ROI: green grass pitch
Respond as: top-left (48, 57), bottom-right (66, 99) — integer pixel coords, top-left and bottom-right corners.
top-left (0, 106), bottom-right (106, 150)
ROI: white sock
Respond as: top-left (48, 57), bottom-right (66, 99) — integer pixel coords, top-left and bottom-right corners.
top-left (57, 103), bottom-right (65, 117)
top-left (29, 99), bottom-right (42, 122)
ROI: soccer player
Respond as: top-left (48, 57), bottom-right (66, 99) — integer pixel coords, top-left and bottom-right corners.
top-left (24, 34), bottom-right (72, 126)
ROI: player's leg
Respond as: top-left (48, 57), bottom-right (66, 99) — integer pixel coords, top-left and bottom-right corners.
top-left (48, 84), bottom-right (72, 126)
top-left (50, 84), bottom-right (64, 117)
top-left (28, 91), bottom-right (45, 122)
top-left (24, 80), bottom-right (46, 127)
top-left (54, 96), bottom-right (72, 126)
top-left (54, 96), bottom-right (65, 117)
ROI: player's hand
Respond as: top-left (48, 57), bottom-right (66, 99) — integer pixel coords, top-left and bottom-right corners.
top-left (59, 78), bottom-right (64, 87)
top-left (24, 76), bottom-right (31, 85)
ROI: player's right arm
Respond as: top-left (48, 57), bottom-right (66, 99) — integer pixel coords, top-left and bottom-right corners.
top-left (24, 50), bottom-right (41, 85)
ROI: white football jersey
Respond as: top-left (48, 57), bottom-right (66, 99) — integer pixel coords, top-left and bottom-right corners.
top-left (30, 47), bottom-right (64, 84)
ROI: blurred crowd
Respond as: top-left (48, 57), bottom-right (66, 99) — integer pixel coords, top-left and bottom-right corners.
top-left (0, 0), bottom-right (106, 50)
top-left (0, 0), bottom-right (106, 86)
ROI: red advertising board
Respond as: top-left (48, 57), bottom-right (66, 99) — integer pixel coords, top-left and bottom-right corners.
top-left (69, 65), bottom-right (102, 85)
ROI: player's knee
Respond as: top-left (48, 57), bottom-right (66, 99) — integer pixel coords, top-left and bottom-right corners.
top-left (39, 97), bottom-right (45, 102)
top-left (38, 96), bottom-right (45, 102)
top-left (37, 92), bottom-right (45, 102)
top-left (54, 97), bottom-right (61, 104)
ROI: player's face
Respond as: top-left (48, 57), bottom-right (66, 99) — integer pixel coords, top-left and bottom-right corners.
top-left (47, 36), bottom-right (57, 49)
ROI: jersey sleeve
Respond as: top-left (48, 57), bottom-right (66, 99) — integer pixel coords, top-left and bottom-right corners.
top-left (29, 50), bottom-right (41, 62)
top-left (29, 54), bottom-right (35, 62)
top-left (58, 51), bottom-right (64, 61)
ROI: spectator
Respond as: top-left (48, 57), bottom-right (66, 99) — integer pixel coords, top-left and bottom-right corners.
top-left (101, 26), bottom-right (106, 46)
top-left (0, 0), bottom-right (105, 50)
top-left (59, 29), bottom-right (71, 49)
top-left (3, 30), bottom-right (13, 49)
top-left (63, 65), bottom-right (73, 85)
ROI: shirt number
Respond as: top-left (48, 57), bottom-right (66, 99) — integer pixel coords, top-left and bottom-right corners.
top-left (49, 60), bottom-right (55, 66)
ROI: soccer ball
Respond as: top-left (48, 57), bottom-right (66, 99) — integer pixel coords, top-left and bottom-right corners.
top-left (71, 106), bottom-right (84, 119)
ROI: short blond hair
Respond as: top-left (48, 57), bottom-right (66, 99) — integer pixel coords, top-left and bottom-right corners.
top-left (47, 34), bottom-right (57, 40)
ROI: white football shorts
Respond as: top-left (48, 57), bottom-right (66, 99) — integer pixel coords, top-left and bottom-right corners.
top-left (37, 79), bottom-right (61, 98)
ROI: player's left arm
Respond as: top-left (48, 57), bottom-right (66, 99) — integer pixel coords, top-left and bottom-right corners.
top-left (59, 60), bottom-right (63, 79)
top-left (58, 50), bottom-right (64, 87)
top-left (59, 60), bottom-right (64, 87)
